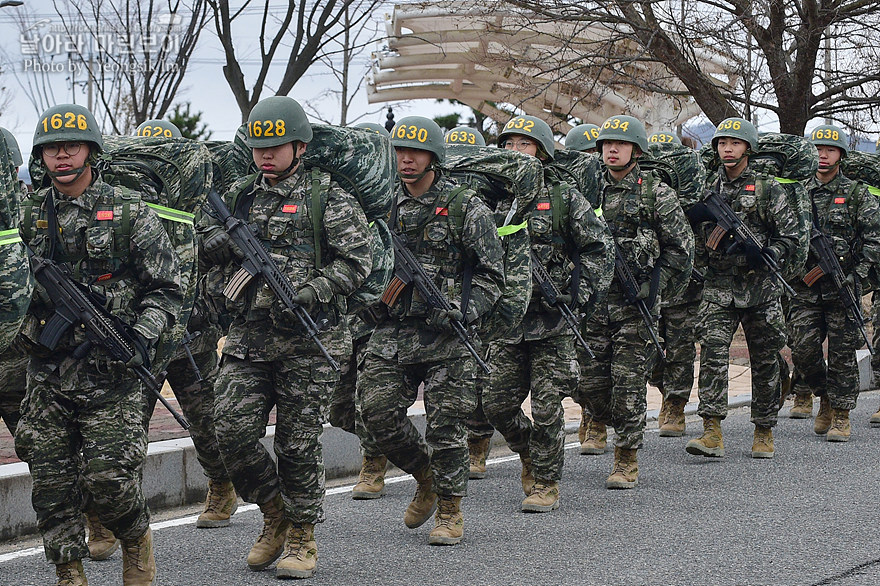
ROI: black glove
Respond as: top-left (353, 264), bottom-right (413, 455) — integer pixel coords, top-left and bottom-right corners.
top-left (744, 242), bottom-right (764, 270)
top-left (425, 307), bottom-right (464, 333)
top-left (202, 227), bottom-right (241, 265)
top-left (686, 202), bottom-right (716, 224)
top-left (127, 332), bottom-right (153, 369)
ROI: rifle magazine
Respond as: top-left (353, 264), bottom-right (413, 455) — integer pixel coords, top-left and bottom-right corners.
top-left (803, 266), bottom-right (824, 287)
top-left (223, 267), bottom-right (255, 301)
top-left (706, 225), bottom-right (727, 250)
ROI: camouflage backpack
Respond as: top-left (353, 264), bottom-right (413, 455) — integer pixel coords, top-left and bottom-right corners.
top-left (841, 151), bottom-right (880, 197)
top-left (549, 149), bottom-right (603, 207)
top-left (204, 124), bottom-right (253, 196)
top-left (443, 144), bottom-right (543, 338)
top-left (641, 142), bottom-right (707, 208)
top-left (28, 135), bottom-right (212, 372)
top-left (0, 134), bottom-right (33, 353)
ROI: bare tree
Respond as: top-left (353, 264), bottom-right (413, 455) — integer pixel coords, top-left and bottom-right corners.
top-left (8, 1), bottom-right (208, 133)
top-left (503, 0), bottom-right (880, 135)
top-left (207, 0), bottom-right (384, 123)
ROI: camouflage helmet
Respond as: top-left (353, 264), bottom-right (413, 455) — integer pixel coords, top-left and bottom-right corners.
top-left (596, 115), bottom-right (649, 153)
top-left (0, 128), bottom-right (23, 167)
top-left (390, 116), bottom-right (445, 164)
top-left (246, 96), bottom-right (313, 148)
top-left (564, 123), bottom-right (600, 152)
top-left (444, 126), bottom-right (486, 147)
top-left (498, 115), bottom-right (556, 160)
top-left (649, 131), bottom-right (681, 146)
top-left (712, 117), bottom-right (758, 151)
top-left (32, 103), bottom-right (103, 157)
top-left (808, 124), bottom-right (848, 157)
top-left (354, 122), bottom-right (391, 138)
top-left (135, 119), bottom-right (182, 138)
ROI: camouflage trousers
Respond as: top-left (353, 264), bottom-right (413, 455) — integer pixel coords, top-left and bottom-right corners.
top-left (466, 375), bottom-right (495, 441)
top-left (483, 335), bottom-right (577, 483)
top-left (0, 344), bottom-right (28, 436)
top-left (213, 354), bottom-right (336, 525)
top-left (649, 299), bottom-right (701, 402)
top-left (358, 353), bottom-right (478, 497)
top-left (15, 362), bottom-right (149, 564)
top-left (871, 292), bottom-right (880, 378)
top-left (329, 334), bottom-right (383, 458)
top-left (788, 295), bottom-right (862, 410)
top-left (575, 309), bottom-right (651, 450)
top-left (164, 347), bottom-right (229, 481)
top-left (698, 299), bottom-right (785, 427)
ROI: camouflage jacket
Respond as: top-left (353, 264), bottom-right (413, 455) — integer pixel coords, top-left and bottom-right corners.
top-left (795, 172), bottom-right (880, 302)
top-left (0, 179), bottom-right (32, 354)
top-left (697, 166), bottom-right (801, 307)
top-left (200, 168), bottom-right (372, 362)
top-left (593, 164), bottom-right (694, 323)
top-left (367, 173), bottom-right (504, 364)
top-left (507, 167), bottom-right (613, 342)
top-left (19, 176), bottom-right (182, 366)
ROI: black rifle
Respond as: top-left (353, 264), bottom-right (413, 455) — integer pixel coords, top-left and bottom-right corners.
top-left (206, 189), bottom-right (339, 371)
top-left (530, 251), bottom-right (595, 359)
top-left (381, 229), bottom-right (491, 374)
top-left (803, 226), bottom-right (874, 354)
top-left (180, 330), bottom-right (204, 383)
top-left (704, 189), bottom-right (797, 296)
top-left (613, 244), bottom-right (665, 360)
top-left (27, 248), bottom-right (190, 430)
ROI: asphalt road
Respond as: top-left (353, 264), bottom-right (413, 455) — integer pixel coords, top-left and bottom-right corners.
top-left (2, 395), bottom-right (879, 586)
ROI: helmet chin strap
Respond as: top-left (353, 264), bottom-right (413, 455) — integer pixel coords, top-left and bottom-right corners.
top-left (262, 142), bottom-right (302, 182)
top-left (47, 163), bottom-right (90, 183)
top-left (397, 161), bottom-right (436, 182)
top-left (606, 157), bottom-right (635, 172)
top-left (818, 160), bottom-right (840, 172)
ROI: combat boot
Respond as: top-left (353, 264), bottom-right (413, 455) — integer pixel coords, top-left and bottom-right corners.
top-left (606, 447), bottom-right (639, 489)
top-left (521, 481), bottom-right (560, 512)
top-left (55, 560), bottom-right (88, 586)
top-left (520, 454), bottom-right (535, 496)
top-left (196, 479), bottom-right (239, 528)
top-left (428, 496), bottom-right (463, 545)
top-left (789, 393), bottom-right (813, 419)
top-left (275, 523), bottom-right (317, 579)
top-left (468, 437), bottom-right (491, 480)
top-left (814, 395), bottom-right (832, 434)
top-left (685, 417), bottom-right (725, 458)
top-left (659, 396), bottom-right (687, 437)
top-left (827, 408), bottom-right (851, 442)
top-left (85, 513), bottom-right (118, 560)
top-left (657, 397), bottom-right (670, 429)
top-left (247, 494), bottom-right (291, 571)
top-left (578, 409), bottom-right (590, 444)
top-left (121, 527), bottom-right (156, 586)
top-left (751, 425), bottom-right (775, 458)
top-left (871, 406), bottom-right (880, 427)
top-left (403, 467), bottom-right (437, 529)
top-left (579, 417), bottom-right (607, 455)
top-left (351, 455), bottom-right (387, 500)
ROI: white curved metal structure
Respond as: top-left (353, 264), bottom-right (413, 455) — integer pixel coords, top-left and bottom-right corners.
top-left (367, 1), bottom-right (737, 135)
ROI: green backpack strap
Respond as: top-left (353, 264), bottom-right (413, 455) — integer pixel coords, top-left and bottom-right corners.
top-left (444, 184), bottom-right (473, 317)
top-left (641, 173), bottom-right (656, 217)
top-left (19, 191), bottom-right (46, 244)
top-left (310, 167), bottom-right (324, 269)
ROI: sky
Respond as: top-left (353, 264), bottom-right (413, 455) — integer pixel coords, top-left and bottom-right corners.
top-left (0, 0), bottom-right (460, 156)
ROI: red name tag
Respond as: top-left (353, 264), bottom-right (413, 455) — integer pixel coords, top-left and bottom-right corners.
top-left (834, 197), bottom-right (846, 204)
top-left (96, 273), bottom-right (113, 282)
top-left (96, 210), bottom-right (113, 220)
top-left (435, 207), bottom-right (448, 216)
top-left (282, 204), bottom-right (298, 213)
top-left (637, 177), bottom-right (643, 185)
top-left (536, 202), bottom-right (551, 210)
top-left (745, 185), bottom-right (756, 192)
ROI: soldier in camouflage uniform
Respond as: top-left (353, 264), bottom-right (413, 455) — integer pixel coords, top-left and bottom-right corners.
top-left (358, 116), bottom-right (504, 545)
top-left (443, 125), bottom-right (497, 480)
top-left (482, 115), bottom-right (613, 511)
top-left (785, 125), bottom-right (880, 441)
top-left (15, 104), bottom-right (182, 586)
top-left (0, 127), bottom-right (33, 435)
top-left (199, 97), bottom-right (372, 579)
top-left (872, 295), bottom-right (880, 426)
top-left (565, 123), bottom-right (600, 154)
top-left (685, 117), bottom-right (803, 460)
top-left (575, 115), bottom-right (693, 489)
top-left (333, 121), bottom-right (391, 500)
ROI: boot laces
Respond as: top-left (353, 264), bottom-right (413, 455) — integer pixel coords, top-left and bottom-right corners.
top-left (123, 538), bottom-right (145, 570)
top-left (205, 482), bottom-right (231, 513)
top-left (284, 525), bottom-right (308, 558)
top-left (436, 500), bottom-right (458, 525)
top-left (362, 458), bottom-right (383, 476)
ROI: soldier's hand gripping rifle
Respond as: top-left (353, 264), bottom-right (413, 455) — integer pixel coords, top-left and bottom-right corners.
top-left (381, 229), bottom-right (491, 374)
top-left (27, 248), bottom-right (190, 430)
top-left (206, 189), bottom-right (339, 371)
top-left (703, 189), bottom-right (797, 296)
top-left (803, 226), bottom-right (874, 354)
top-left (530, 251), bottom-right (595, 359)
top-left (613, 244), bottom-right (665, 360)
